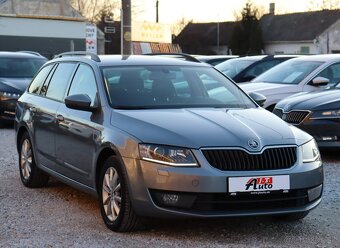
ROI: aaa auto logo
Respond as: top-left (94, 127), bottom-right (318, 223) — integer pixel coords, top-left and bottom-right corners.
top-left (245, 177), bottom-right (273, 190)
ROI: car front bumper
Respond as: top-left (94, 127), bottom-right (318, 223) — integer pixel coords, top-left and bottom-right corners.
top-left (298, 118), bottom-right (340, 148)
top-left (0, 98), bottom-right (17, 121)
top-left (122, 148), bottom-right (323, 218)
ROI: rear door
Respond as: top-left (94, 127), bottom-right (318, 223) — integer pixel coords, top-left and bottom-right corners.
top-left (55, 63), bottom-right (101, 186)
top-left (33, 62), bottom-right (77, 171)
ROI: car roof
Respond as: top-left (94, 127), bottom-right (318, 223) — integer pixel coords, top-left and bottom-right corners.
top-left (196, 55), bottom-right (238, 60)
top-left (0, 51), bottom-right (46, 59)
top-left (288, 54), bottom-right (340, 62)
top-left (53, 54), bottom-right (210, 67)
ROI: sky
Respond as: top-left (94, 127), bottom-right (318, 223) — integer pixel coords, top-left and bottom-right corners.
top-left (132, 0), bottom-right (332, 24)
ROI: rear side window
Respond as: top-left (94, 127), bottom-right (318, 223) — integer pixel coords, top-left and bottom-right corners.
top-left (45, 63), bottom-right (76, 101)
top-left (68, 64), bottom-right (98, 106)
top-left (28, 65), bottom-right (54, 94)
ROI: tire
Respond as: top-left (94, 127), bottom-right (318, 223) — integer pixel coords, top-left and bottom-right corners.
top-left (98, 156), bottom-right (141, 232)
top-left (18, 132), bottom-right (49, 188)
top-left (276, 211), bottom-right (309, 221)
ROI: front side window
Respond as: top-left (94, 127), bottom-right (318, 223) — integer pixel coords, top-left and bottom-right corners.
top-left (0, 58), bottom-right (46, 78)
top-left (253, 60), bottom-right (323, 84)
top-left (243, 60), bottom-right (280, 78)
top-left (102, 65), bottom-right (256, 109)
top-left (45, 63), bottom-right (76, 101)
top-left (68, 64), bottom-right (98, 106)
top-left (316, 62), bottom-right (340, 87)
top-left (28, 64), bottom-right (54, 94)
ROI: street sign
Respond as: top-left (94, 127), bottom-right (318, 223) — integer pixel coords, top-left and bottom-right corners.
top-left (104, 27), bottom-right (116, 34)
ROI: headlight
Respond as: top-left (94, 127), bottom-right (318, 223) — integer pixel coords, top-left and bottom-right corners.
top-left (0, 91), bottom-right (21, 100)
top-left (301, 139), bottom-right (320, 163)
top-left (139, 144), bottom-right (198, 167)
top-left (311, 109), bottom-right (340, 119)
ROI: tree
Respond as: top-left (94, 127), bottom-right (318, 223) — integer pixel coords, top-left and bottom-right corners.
top-left (171, 17), bottom-right (192, 35)
top-left (229, 1), bottom-right (263, 55)
top-left (69, 0), bottom-right (121, 22)
top-left (308, 0), bottom-right (340, 11)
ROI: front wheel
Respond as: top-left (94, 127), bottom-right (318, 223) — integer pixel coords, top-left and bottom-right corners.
top-left (98, 156), bottom-right (141, 232)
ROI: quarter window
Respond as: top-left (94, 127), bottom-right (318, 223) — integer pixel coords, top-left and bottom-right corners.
top-left (68, 64), bottom-right (98, 106)
top-left (28, 64), bottom-right (53, 94)
top-left (45, 63), bottom-right (76, 101)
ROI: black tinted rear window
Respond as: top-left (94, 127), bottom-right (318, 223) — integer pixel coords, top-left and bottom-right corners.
top-left (0, 58), bottom-right (46, 78)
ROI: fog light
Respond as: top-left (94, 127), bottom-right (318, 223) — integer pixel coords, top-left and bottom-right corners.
top-left (151, 190), bottom-right (197, 209)
top-left (162, 194), bottom-right (179, 205)
top-left (321, 136), bottom-right (337, 141)
top-left (308, 184), bottom-right (322, 202)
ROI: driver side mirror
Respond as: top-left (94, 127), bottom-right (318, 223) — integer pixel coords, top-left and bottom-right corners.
top-left (65, 94), bottom-right (98, 112)
top-left (311, 76), bottom-right (329, 86)
top-left (249, 92), bottom-right (266, 107)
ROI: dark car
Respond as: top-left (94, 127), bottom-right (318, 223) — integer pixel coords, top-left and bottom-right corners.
top-left (15, 52), bottom-right (323, 232)
top-left (0, 52), bottom-right (47, 126)
top-left (215, 55), bottom-right (299, 83)
top-left (195, 55), bottom-right (238, 66)
top-left (274, 82), bottom-right (340, 148)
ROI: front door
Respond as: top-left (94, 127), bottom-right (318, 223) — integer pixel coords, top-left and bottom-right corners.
top-left (55, 64), bottom-right (101, 186)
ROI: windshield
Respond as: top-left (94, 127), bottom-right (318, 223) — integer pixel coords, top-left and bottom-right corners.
top-left (253, 60), bottom-right (323, 84)
top-left (0, 57), bottom-right (46, 78)
top-left (102, 66), bottom-right (256, 109)
top-left (215, 59), bottom-right (255, 78)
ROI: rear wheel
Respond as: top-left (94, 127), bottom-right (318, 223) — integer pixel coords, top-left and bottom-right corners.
top-left (18, 132), bottom-right (49, 188)
top-left (98, 156), bottom-right (141, 232)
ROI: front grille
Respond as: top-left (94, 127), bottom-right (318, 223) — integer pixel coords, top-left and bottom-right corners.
top-left (202, 147), bottom-right (297, 171)
top-left (273, 108), bottom-right (309, 124)
top-left (283, 111), bottom-right (310, 124)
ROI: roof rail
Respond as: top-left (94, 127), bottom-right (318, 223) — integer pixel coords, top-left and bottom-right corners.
top-left (54, 51), bottom-right (101, 62)
top-left (145, 53), bottom-right (201, 63)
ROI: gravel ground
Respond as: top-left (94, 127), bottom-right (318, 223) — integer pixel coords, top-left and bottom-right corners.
top-left (0, 127), bottom-right (339, 248)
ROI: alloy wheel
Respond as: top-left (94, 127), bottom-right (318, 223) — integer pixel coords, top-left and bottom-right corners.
top-left (20, 139), bottom-right (32, 180)
top-left (102, 167), bottom-right (122, 221)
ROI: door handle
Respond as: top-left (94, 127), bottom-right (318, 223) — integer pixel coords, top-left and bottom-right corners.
top-left (56, 115), bottom-right (64, 122)
top-left (29, 107), bottom-right (37, 113)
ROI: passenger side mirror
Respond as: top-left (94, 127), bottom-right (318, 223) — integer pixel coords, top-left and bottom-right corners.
top-left (65, 94), bottom-right (98, 112)
top-left (311, 77), bottom-right (329, 86)
top-left (249, 92), bottom-right (266, 107)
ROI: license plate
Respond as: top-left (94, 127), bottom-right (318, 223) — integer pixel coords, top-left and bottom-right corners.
top-left (228, 175), bottom-right (290, 193)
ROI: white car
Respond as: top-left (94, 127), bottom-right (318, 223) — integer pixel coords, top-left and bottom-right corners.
top-left (240, 54), bottom-right (340, 110)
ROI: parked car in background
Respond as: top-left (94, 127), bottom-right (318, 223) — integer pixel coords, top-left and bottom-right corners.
top-left (274, 82), bottom-right (340, 148)
top-left (215, 55), bottom-right (298, 83)
top-left (241, 54), bottom-right (340, 111)
top-left (15, 53), bottom-right (322, 232)
top-left (0, 51), bottom-right (47, 126)
top-left (195, 55), bottom-right (238, 66)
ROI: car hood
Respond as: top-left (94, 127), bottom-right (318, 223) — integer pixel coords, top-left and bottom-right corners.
top-left (241, 82), bottom-right (298, 95)
top-left (111, 108), bottom-right (311, 150)
top-left (276, 89), bottom-right (340, 111)
top-left (0, 77), bottom-right (31, 93)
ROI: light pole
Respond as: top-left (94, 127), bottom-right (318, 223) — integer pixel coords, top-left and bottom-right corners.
top-left (156, 0), bottom-right (159, 23)
top-left (121, 0), bottom-right (132, 55)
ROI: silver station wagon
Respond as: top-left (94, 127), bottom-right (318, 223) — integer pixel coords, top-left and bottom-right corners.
top-left (15, 53), bottom-right (323, 232)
